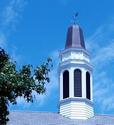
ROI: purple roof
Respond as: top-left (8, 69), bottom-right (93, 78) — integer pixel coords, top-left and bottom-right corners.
top-left (65, 24), bottom-right (85, 49)
top-left (9, 111), bottom-right (114, 125)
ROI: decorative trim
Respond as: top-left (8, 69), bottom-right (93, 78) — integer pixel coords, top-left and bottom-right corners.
top-left (60, 48), bottom-right (90, 57)
top-left (60, 98), bottom-right (94, 107)
top-left (61, 60), bottom-right (92, 67)
top-left (59, 63), bottom-right (93, 72)
top-left (62, 58), bottom-right (90, 64)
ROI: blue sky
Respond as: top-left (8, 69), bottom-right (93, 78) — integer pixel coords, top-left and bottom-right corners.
top-left (0, 0), bottom-right (114, 115)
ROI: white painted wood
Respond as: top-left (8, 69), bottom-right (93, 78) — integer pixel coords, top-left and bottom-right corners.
top-left (59, 48), bottom-right (94, 119)
top-left (60, 72), bottom-right (63, 100)
top-left (69, 68), bottom-right (74, 98)
top-left (60, 101), bottom-right (94, 119)
top-left (90, 74), bottom-right (93, 101)
top-left (82, 68), bottom-right (86, 98)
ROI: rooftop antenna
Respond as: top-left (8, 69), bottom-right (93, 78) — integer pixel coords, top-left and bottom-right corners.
top-left (73, 12), bottom-right (78, 24)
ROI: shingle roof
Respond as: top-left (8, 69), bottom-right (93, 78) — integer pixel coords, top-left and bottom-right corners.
top-left (8, 111), bottom-right (114, 125)
top-left (65, 24), bottom-right (85, 49)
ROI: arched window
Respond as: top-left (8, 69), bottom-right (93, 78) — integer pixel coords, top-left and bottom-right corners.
top-left (63, 70), bottom-right (69, 99)
top-left (86, 72), bottom-right (91, 100)
top-left (74, 69), bottom-right (82, 97)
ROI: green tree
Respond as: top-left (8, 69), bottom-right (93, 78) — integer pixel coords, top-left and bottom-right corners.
top-left (0, 48), bottom-right (52, 125)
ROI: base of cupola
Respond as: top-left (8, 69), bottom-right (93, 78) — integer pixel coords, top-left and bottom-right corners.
top-left (59, 98), bottom-right (94, 120)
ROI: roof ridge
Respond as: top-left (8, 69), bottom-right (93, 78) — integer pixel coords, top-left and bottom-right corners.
top-left (10, 110), bottom-right (58, 114)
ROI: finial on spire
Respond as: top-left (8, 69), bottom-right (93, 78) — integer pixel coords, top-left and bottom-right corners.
top-left (73, 12), bottom-right (78, 24)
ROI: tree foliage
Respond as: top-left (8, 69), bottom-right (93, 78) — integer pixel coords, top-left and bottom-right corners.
top-left (0, 48), bottom-right (52, 125)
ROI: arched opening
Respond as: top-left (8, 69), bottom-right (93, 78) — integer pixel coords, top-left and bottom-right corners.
top-left (63, 70), bottom-right (69, 99)
top-left (86, 72), bottom-right (91, 100)
top-left (74, 69), bottom-right (82, 97)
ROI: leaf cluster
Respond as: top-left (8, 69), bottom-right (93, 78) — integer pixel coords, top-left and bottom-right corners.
top-left (0, 48), bottom-right (52, 125)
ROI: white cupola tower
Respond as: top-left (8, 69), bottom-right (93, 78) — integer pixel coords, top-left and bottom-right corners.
top-left (59, 24), bottom-right (94, 119)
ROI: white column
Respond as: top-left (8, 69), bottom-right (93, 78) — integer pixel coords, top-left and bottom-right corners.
top-left (60, 71), bottom-right (63, 101)
top-left (90, 74), bottom-right (93, 101)
top-left (82, 68), bottom-right (86, 98)
top-left (69, 67), bottom-right (74, 98)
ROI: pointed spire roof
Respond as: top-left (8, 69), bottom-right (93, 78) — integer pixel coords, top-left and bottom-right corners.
top-left (65, 24), bottom-right (86, 49)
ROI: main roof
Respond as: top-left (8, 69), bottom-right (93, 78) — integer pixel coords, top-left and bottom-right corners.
top-left (8, 111), bottom-right (114, 125)
top-left (65, 24), bottom-right (85, 49)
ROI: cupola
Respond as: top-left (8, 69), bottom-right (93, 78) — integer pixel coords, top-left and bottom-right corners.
top-left (59, 23), bottom-right (94, 120)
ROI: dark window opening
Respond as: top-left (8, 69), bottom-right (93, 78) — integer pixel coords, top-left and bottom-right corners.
top-left (63, 70), bottom-right (69, 99)
top-left (74, 69), bottom-right (82, 97)
top-left (86, 72), bottom-right (91, 100)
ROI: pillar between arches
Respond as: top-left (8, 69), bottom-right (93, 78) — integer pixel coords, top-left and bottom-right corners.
top-left (69, 67), bottom-right (74, 98)
top-left (82, 68), bottom-right (86, 98)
